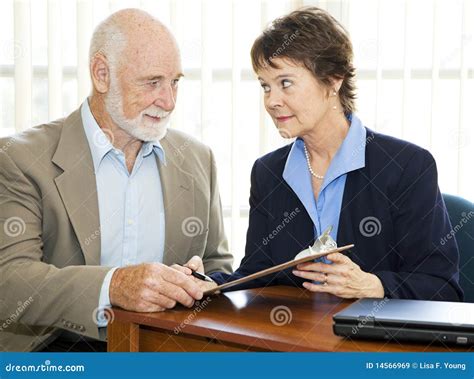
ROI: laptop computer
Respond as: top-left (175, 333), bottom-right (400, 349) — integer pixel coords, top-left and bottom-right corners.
top-left (333, 298), bottom-right (474, 346)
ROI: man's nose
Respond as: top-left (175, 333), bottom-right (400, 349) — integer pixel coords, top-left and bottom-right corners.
top-left (154, 84), bottom-right (176, 112)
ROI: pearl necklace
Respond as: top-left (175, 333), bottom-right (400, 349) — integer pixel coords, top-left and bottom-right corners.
top-left (303, 143), bottom-right (324, 180)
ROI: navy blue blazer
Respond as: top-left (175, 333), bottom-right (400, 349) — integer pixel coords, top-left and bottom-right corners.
top-left (211, 128), bottom-right (463, 301)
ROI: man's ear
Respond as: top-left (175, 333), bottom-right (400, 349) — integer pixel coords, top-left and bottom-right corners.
top-left (90, 53), bottom-right (110, 94)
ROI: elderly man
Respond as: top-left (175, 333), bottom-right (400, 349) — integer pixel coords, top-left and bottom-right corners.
top-left (0, 9), bottom-right (232, 352)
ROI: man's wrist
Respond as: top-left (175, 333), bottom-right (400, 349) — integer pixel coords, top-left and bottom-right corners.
top-left (109, 267), bottom-right (123, 306)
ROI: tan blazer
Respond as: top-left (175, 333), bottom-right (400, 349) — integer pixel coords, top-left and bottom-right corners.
top-left (0, 108), bottom-right (233, 351)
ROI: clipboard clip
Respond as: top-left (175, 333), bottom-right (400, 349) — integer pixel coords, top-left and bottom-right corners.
top-left (294, 225), bottom-right (337, 260)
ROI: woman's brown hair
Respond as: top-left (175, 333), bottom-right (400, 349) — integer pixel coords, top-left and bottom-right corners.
top-left (251, 7), bottom-right (357, 115)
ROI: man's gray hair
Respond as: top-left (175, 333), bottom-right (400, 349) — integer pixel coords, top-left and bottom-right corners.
top-left (89, 17), bottom-right (127, 72)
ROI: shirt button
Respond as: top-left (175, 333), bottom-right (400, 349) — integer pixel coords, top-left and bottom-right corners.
top-left (127, 219), bottom-right (134, 225)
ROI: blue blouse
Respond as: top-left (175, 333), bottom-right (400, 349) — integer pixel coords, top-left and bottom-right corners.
top-left (282, 114), bottom-right (367, 245)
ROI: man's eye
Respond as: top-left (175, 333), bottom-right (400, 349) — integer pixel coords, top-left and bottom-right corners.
top-left (282, 79), bottom-right (292, 88)
top-left (171, 79), bottom-right (180, 87)
top-left (149, 80), bottom-right (160, 87)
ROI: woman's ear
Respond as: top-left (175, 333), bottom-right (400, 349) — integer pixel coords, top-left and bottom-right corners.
top-left (90, 53), bottom-right (110, 94)
top-left (331, 77), bottom-right (344, 94)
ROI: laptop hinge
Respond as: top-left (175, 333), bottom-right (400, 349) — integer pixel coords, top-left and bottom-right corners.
top-left (357, 315), bottom-right (375, 328)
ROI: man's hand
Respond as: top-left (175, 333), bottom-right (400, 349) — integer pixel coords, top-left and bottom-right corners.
top-left (109, 263), bottom-right (204, 312)
top-left (183, 255), bottom-right (205, 273)
top-left (172, 256), bottom-right (218, 293)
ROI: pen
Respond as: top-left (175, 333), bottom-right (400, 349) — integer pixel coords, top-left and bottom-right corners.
top-left (190, 270), bottom-right (214, 283)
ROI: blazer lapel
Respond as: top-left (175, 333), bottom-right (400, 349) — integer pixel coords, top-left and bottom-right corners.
top-left (52, 108), bottom-right (101, 266)
top-left (158, 135), bottom-right (195, 266)
top-left (337, 170), bottom-right (363, 263)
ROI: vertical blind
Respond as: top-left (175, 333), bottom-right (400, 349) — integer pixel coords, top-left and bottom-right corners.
top-left (0, 0), bottom-right (472, 267)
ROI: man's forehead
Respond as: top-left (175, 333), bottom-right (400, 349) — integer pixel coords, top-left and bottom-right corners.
top-left (121, 41), bottom-right (182, 79)
top-left (125, 63), bottom-right (183, 81)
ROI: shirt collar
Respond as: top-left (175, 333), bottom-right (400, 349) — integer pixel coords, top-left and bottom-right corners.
top-left (283, 113), bottom-right (366, 190)
top-left (81, 99), bottom-right (166, 172)
top-left (322, 113), bottom-right (366, 185)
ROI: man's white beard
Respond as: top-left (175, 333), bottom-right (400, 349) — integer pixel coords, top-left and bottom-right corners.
top-left (105, 76), bottom-right (171, 142)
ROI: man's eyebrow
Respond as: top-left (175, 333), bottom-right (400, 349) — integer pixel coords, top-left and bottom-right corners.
top-left (140, 73), bottom-right (184, 81)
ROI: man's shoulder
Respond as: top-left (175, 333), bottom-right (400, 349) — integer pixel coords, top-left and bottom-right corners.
top-left (163, 128), bottom-right (211, 158)
top-left (0, 116), bottom-right (68, 166)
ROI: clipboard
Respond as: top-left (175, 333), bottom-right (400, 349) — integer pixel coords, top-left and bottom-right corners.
top-left (204, 244), bottom-right (354, 295)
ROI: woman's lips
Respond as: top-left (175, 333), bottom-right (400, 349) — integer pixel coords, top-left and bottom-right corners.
top-left (276, 115), bottom-right (294, 122)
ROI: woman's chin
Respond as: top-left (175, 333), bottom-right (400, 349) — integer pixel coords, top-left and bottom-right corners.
top-left (277, 127), bottom-right (294, 139)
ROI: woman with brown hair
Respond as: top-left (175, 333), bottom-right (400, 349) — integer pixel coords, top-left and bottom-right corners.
top-left (207, 7), bottom-right (462, 301)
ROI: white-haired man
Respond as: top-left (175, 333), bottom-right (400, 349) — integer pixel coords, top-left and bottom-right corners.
top-left (0, 9), bottom-right (232, 352)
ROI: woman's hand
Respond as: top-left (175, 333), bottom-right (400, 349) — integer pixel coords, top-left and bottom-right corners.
top-left (292, 252), bottom-right (385, 298)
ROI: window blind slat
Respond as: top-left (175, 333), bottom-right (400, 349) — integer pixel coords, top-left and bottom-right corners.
top-left (47, 0), bottom-right (62, 120)
top-left (230, 0), bottom-right (241, 250)
top-left (76, 0), bottom-right (93, 103)
top-left (401, 0), bottom-right (411, 139)
top-left (200, 0), bottom-right (212, 141)
top-left (14, 0), bottom-right (32, 132)
top-left (430, 0), bottom-right (440, 149)
top-left (170, 0), bottom-right (184, 131)
top-left (258, 0), bottom-right (268, 155)
top-left (457, 0), bottom-right (470, 195)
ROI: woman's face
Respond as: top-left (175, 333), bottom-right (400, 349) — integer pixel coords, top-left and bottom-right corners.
top-left (257, 58), bottom-right (338, 139)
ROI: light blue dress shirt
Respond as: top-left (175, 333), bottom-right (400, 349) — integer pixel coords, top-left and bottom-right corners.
top-left (81, 100), bottom-right (166, 325)
top-left (282, 114), bottom-right (366, 248)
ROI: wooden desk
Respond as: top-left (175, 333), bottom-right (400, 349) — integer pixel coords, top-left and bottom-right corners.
top-left (107, 286), bottom-right (470, 352)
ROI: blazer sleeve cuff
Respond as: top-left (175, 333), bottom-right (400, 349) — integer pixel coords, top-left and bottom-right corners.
top-left (96, 267), bottom-right (119, 327)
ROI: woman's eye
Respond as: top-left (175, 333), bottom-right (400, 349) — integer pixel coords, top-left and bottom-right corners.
top-left (260, 83), bottom-right (270, 93)
top-left (281, 79), bottom-right (292, 88)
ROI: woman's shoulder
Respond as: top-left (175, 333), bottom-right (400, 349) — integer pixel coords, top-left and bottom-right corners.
top-left (365, 127), bottom-right (435, 167)
top-left (253, 142), bottom-right (293, 173)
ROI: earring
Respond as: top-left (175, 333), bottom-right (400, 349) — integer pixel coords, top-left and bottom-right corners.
top-left (332, 90), bottom-right (337, 96)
